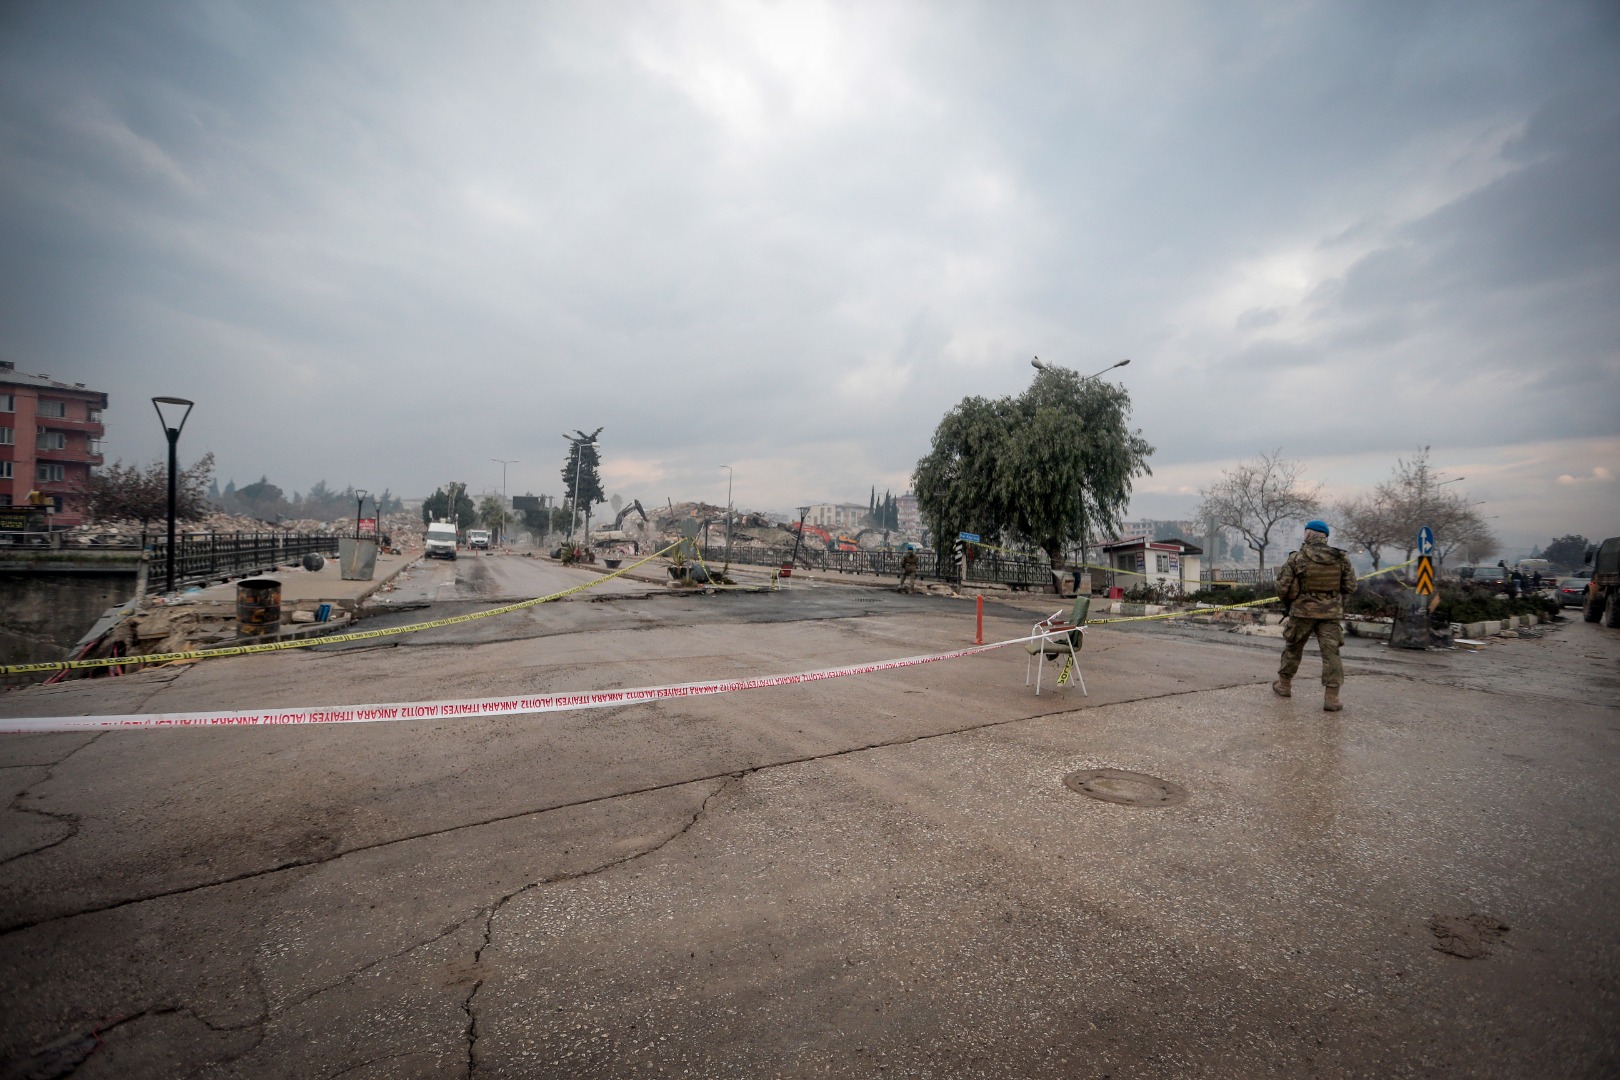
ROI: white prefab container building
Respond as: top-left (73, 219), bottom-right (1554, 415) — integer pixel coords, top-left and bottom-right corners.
top-left (1099, 535), bottom-right (1204, 591)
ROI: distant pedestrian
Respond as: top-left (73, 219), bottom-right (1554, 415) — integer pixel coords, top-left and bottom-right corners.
top-left (898, 548), bottom-right (919, 593)
top-left (1531, 570), bottom-right (1543, 589)
top-left (1507, 571), bottom-right (1522, 600)
top-left (1273, 520), bottom-right (1357, 712)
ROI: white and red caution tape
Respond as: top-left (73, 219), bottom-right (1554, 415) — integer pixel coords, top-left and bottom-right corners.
top-left (0, 636), bottom-right (1033, 733)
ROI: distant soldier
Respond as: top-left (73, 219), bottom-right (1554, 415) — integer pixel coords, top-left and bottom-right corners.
top-left (1272, 519), bottom-right (1357, 712)
top-left (898, 547), bottom-right (920, 593)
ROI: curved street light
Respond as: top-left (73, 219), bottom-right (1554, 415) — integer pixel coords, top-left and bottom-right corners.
top-left (151, 396), bottom-right (195, 595)
top-left (1031, 356), bottom-right (1131, 379)
top-left (491, 458), bottom-right (517, 545)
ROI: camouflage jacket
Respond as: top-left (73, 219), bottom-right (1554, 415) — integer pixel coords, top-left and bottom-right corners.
top-left (1276, 535), bottom-right (1356, 619)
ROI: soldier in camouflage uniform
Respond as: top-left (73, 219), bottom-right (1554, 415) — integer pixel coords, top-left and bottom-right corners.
top-left (1272, 519), bottom-right (1357, 712)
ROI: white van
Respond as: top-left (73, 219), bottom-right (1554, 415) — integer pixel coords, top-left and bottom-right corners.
top-left (425, 521), bottom-right (458, 560)
top-left (467, 529), bottom-right (491, 550)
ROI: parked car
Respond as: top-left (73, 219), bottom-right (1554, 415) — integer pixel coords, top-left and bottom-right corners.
top-left (1460, 565), bottom-right (1507, 590)
top-left (1556, 577), bottom-right (1589, 608)
top-left (467, 529), bottom-right (491, 550)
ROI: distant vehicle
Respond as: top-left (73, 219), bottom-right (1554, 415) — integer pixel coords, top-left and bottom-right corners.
top-left (1514, 558), bottom-right (1552, 580)
top-left (467, 529), bottom-right (491, 550)
top-left (1459, 565), bottom-right (1507, 590)
top-left (1583, 537), bottom-right (1620, 627)
top-left (425, 521), bottom-right (458, 560)
top-left (1555, 577), bottom-right (1588, 608)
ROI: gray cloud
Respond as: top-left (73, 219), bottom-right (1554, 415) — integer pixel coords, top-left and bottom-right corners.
top-left (1, 0), bottom-right (1616, 545)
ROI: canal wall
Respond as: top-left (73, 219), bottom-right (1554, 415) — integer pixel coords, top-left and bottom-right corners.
top-left (0, 551), bottom-right (144, 666)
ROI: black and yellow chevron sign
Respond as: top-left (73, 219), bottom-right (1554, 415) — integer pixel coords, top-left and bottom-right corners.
top-left (1415, 555), bottom-right (1435, 596)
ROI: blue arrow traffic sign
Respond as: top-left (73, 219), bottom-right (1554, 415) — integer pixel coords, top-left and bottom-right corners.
top-left (1418, 526), bottom-right (1434, 557)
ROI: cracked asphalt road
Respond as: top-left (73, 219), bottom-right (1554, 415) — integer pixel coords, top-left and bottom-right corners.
top-left (1, 580), bottom-right (1616, 1078)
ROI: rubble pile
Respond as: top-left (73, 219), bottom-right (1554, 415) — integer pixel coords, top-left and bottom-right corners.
top-left (62, 511), bottom-right (425, 548)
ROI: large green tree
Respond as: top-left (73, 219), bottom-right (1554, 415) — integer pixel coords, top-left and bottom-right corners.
top-left (1543, 534), bottom-right (1593, 571)
top-left (422, 483), bottom-right (477, 529)
top-left (561, 428), bottom-right (605, 532)
top-left (913, 366), bottom-right (1153, 571)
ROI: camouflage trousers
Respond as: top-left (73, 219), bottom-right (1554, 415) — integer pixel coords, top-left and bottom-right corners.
top-left (1278, 616), bottom-right (1344, 687)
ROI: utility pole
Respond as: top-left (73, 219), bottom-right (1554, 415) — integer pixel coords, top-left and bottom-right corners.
top-left (491, 458), bottom-right (517, 546)
top-left (720, 464), bottom-right (733, 568)
top-left (562, 429), bottom-right (602, 541)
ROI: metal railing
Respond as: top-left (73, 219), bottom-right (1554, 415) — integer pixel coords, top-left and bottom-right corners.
top-left (1199, 567), bottom-right (1277, 588)
top-left (145, 532), bottom-right (342, 593)
top-left (697, 544), bottom-right (1055, 589)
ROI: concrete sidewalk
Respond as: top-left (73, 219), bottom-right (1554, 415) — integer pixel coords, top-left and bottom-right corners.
top-left (88, 547), bottom-right (425, 657)
top-left (176, 545), bottom-right (420, 609)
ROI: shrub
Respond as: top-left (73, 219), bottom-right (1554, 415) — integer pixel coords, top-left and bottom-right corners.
top-left (1187, 585), bottom-right (1275, 607)
top-left (1430, 585), bottom-right (1556, 625)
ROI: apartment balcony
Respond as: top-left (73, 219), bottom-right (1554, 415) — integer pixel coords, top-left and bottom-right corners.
top-left (34, 415), bottom-right (106, 435)
top-left (34, 445), bottom-right (102, 466)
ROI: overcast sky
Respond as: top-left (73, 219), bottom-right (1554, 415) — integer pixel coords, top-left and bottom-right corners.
top-left (3, 0), bottom-right (1616, 551)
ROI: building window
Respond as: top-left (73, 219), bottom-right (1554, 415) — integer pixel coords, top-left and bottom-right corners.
top-left (0, 426), bottom-right (11, 445)
top-left (88, 409), bottom-right (102, 423)
top-left (0, 394), bottom-right (12, 412)
top-left (37, 400), bottom-right (67, 418)
top-left (0, 461), bottom-right (10, 479)
top-left (1156, 553), bottom-right (1169, 573)
top-left (36, 430), bottom-right (66, 451)
top-left (0, 494), bottom-right (10, 506)
top-left (36, 463), bottom-right (65, 483)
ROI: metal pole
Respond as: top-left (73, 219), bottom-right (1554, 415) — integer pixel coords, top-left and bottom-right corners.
top-left (720, 465), bottom-right (733, 566)
top-left (571, 451), bottom-right (582, 539)
top-left (165, 428), bottom-right (178, 595)
top-left (789, 506), bottom-right (809, 568)
top-left (491, 458), bottom-right (516, 545)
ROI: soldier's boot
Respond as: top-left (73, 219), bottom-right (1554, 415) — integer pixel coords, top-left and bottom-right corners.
top-left (1323, 686), bottom-right (1343, 712)
top-left (1271, 677), bottom-right (1291, 698)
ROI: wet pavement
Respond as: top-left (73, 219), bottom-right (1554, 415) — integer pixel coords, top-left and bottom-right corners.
top-left (0, 582), bottom-right (1615, 1078)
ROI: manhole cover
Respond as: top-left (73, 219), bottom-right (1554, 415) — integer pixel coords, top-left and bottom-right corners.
top-left (1063, 769), bottom-right (1187, 808)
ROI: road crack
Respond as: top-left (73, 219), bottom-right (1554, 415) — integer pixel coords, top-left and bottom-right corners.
top-left (462, 776), bottom-right (733, 1078)
top-left (1, 680), bottom-right (1272, 938)
top-left (0, 732), bottom-right (103, 869)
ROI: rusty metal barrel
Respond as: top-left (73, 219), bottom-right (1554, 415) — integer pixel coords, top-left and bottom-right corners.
top-left (236, 578), bottom-right (282, 637)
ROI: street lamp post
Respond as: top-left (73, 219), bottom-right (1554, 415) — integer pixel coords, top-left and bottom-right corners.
top-left (1031, 356), bottom-right (1131, 379)
top-left (151, 396), bottom-right (195, 595)
top-left (562, 429), bottom-right (601, 542)
top-left (719, 465), bottom-right (733, 567)
top-left (354, 489), bottom-right (369, 539)
top-left (788, 505), bottom-right (811, 569)
top-left (491, 458), bottom-right (517, 546)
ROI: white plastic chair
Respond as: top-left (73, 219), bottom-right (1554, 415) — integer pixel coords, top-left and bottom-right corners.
top-left (1025, 597), bottom-right (1089, 696)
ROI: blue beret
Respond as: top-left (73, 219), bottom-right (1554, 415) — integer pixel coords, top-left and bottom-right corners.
top-left (1305, 520), bottom-right (1330, 536)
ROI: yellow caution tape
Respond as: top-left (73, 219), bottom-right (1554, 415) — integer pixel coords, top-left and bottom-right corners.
top-left (1086, 557), bottom-right (1420, 625)
top-left (0, 542), bottom-right (684, 677)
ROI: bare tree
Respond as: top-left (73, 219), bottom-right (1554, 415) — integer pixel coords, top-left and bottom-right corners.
top-left (1375, 446), bottom-right (1474, 563)
top-left (1335, 492), bottom-right (1400, 570)
top-left (1196, 449), bottom-right (1322, 574)
top-left (83, 452), bottom-right (215, 529)
top-left (1459, 532), bottom-right (1501, 566)
top-left (1438, 506), bottom-right (1499, 567)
